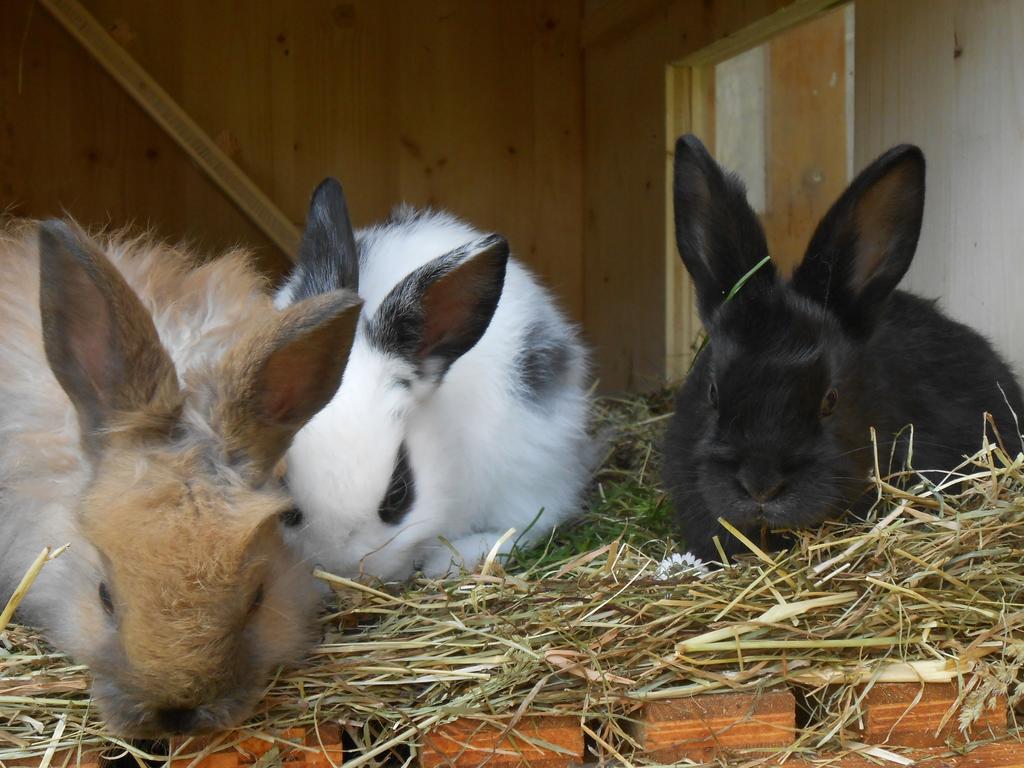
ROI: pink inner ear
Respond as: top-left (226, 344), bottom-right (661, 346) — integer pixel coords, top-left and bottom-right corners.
top-left (420, 262), bottom-right (492, 355)
top-left (257, 336), bottom-right (338, 426)
top-left (261, 381), bottom-right (300, 424)
top-left (55, 254), bottom-right (119, 407)
top-left (422, 284), bottom-right (473, 352)
top-left (69, 304), bottom-right (115, 399)
top-left (260, 347), bottom-right (316, 424)
top-left (851, 162), bottom-right (920, 289)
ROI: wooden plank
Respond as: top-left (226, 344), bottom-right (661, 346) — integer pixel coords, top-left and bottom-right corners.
top-left (178, 0), bottom-right (401, 246)
top-left (4, 1), bottom-right (583, 308)
top-left (855, 682), bottom-right (1007, 748)
top-left (762, 5), bottom-right (849, 273)
top-left (419, 716), bottom-right (583, 768)
top-left (3, 747), bottom-right (103, 768)
top-left (854, 0), bottom-right (955, 301)
top-left (38, 0), bottom-right (301, 259)
top-left (664, 62), bottom-right (713, 381)
top-left (856, 0), bottom-right (1024, 389)
top-left (531, 0), bottom-right (585, 319)
top-left (581, 0), bottom-right (673, 49)
top-left (168, 725), bottom-right (343, 768)
top-left (945, 2), bottom-right (1024, 384)
top-left (394, 1), bottom-right (584, 319)
top-left (636, 689), bottom-right (796, 763)
top-left (0, 0), bottom-right (283, 273)
top-left (664, 64), bottom-right (695, 383)
top-left (677, 0), bottom-right (845, 66)
top-left (713, 45), bottom-right (766, 212)
top-left (955, 740), bottom-right (1024, 768)
top-left (786, 739), bottom-right (1024, 767)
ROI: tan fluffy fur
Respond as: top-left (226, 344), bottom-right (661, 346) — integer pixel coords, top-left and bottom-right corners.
top-left (0, 219), bottom-right (360, 735)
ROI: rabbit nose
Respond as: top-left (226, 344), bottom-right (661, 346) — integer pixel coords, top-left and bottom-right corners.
top-left (155, 706), bottom-right (199, 734)
top-left (738, 475), bottom-right (785, 503)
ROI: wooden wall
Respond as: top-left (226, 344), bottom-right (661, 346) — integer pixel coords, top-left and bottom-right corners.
top-left (16, 1), bottom-right (1010, 394)
top-left (0, 0), bottom-right (583, 315)
top-left (856, 0), bottom-right (1024, 378)
top-left (761, 7), bottom-right (849, 274)
top-left (582, 0), bottom-right (838, 391)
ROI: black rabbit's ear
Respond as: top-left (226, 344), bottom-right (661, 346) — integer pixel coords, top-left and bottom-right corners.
top-left (673, 134), bottom-right (776, 324)
top-left (792, 145), bottom-right (925, 334)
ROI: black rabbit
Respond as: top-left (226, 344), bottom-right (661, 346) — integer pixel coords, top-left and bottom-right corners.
top-left (663, 134), bottom-right (1024, 561)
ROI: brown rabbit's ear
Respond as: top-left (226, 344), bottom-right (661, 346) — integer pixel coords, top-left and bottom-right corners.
top-left (38, 221), bottom-right (180, 456)
top-left (219, 290), bottom-right (362, 476)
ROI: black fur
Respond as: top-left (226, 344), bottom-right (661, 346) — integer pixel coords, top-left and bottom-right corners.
top-left (515, 322), bottom-right (574, 403)
top-left (378, 442), bottom-right (415, 525)
top-left (385, 203), bottom-right (433, 228)
top-left (291, 177), bottom-right (359, 299)
top-left (672, 134), bottom-right (777, 323)
top-left (663, 134), bottom-right (1024, 562)
top-left (793, 144), bottom-right (925, 337)
top-left (367, 235), bottom-right (509, 379)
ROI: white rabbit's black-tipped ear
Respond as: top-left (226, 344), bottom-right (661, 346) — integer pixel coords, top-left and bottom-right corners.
top-left (38, 221), bottom-right (181, 457)
top-left (292, 177), bottom-right (359, 297)
top-left (673, 134), bottom-right (776, 324)
top-left (792, 145), bottom-right (925, 335)
top-left (369, 234), bottom-right (509, 381)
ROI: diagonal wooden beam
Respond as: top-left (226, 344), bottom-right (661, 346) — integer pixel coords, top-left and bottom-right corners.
top-left (38, 0), bottom-right (300, 259)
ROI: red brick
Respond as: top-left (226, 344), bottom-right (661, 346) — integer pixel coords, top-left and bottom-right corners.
top-left (636, 689), bottom-right (796, 763)
top-left (420, 716), bottom-right (582, 768)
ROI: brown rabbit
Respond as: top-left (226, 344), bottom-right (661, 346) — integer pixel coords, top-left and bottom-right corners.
top-left (0, 217), bottom-right (361, 736)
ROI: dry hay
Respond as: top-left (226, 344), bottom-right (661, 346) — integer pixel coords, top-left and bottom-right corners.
top-left (2, 395), bottom-right (1024, 766)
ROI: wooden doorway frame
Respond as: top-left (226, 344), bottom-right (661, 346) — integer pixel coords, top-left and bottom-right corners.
top-left (663, 0), bottom-right (848, 382)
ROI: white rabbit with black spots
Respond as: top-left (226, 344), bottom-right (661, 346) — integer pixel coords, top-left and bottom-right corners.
top-left (276, 179), bottom-right (595, 580)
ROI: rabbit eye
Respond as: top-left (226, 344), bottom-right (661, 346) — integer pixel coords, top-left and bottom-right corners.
top-left (280, 507), bottom-right (304, 527)
top-left (248, 585), bottom-right (265, 615)
top-left (98, 582), bottom-right (114, 617)
top-left (821, 388), bottom-right (839, 417)
top-left (708, 381), bottom-right (719, 409)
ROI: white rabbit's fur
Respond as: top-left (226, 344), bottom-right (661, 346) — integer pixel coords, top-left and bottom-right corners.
top-left (277, 205), bottom-right (594, 580)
